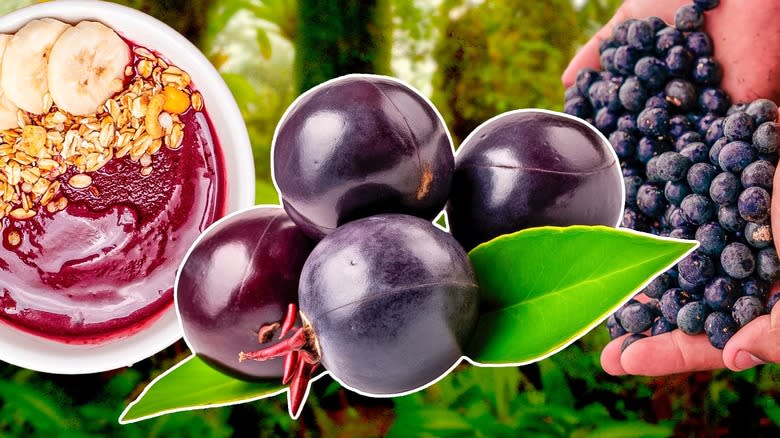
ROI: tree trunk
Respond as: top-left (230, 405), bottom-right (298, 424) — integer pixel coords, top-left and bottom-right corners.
top-left (295, 0), bottom-right (391, 93)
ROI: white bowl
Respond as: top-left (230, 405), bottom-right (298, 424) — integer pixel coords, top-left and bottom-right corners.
top-left (0, 0), bottom-right (255, 374)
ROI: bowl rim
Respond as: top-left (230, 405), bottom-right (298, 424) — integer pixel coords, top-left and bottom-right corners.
top-left (0, 0), bottom-right (255, 374)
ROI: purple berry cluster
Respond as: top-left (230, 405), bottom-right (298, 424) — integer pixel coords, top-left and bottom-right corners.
top-left (564, 0), bottom-right (780, 350)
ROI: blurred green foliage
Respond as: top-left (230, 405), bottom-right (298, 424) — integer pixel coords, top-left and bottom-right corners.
top-left (432, 0), bottom-right (578, 143)
top-left (0, 0), bottom-right (779, 436)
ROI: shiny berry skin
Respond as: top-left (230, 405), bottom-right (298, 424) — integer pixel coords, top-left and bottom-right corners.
top-left (656, 151), bottom-right (690, 182)
top-left (753, 122), bottom-right (780, 154)
top-left (704, 311), bottom-right (738, 349)
top-left (741, 160), bottom-right (775, 190)
top-left (732, 295), bottom-right (764, 327)
top-left (576, 68), bottom-right (601, 96)
top-left (678, 251), bottom-right (715, 287)
top-left (677, 301), bottom-right (710, 335)
top-left (746, 99), bottom-right (778, 125)
top-left (709, 171), bottom-right (740, 205)
top-left (606, 314), bottom-right (627, 339)
top-left (447, 110), bottom-right (623, 251)
top-left (720, 242), bottom-right (756, 279)
top-left (660, 288), bottom-right (694, 325)
top-left (693, 0), bottom-right (719, 11)
top-left (675, 5), bottom-right (704, 32)
top-left (176, 206), bottom-right (315, 380)
top-left (298, 214), bottom-right (478, 395)
top-left (273, 74), bottom-right (454, 239)
top-left (638, 107), bottom-right (670, 137)
top-left (738, 186), bottom-right (771, 222)
top-left (718, 205), bottom-right (747, 233)
top-left (695, 222), bottom-right (727, 256)
top-left (703, 276), bottom-right (739, 311)
top-left (680, 142), bottom-right (710, 164)
top-left (681, 193), bottom-right (714, 225)
top-left (743, 278), bottom-right (769, 300)
top-left (627, 20), bottom-right (654, 51)
top-left (621, 333), bottom-right (647, 352)
top-left (634, 56), bottom-right (667, 91)
top-left (665, 180), bottom-right (691, 206)
top-left (610, 131), bottom-right (638, 159)
top-left (686, 162), bottom-right (718, 194)
top-left (718, 141), bottom-right (757, 173)
top-left (665, 46), bottom-right (694, 77)
top-left (686, 32), bottom-right (713, 57)
top-left (644, 272), bottom-right (673, 299)
top-left (723, 112), bottom-right (757, 142)
top-left (756, 248), bottom-right (780, 282)
top-left (655, 28), bottom-right (684, 55)
top-left (665, 79), bottom-right (697, 111)
top-left (619, 77), bottom-right (648, 112)
top-left (652, 317), bottom-right (675, 335)
top-left (693, 57), bottom-right (722, 85)
top-left (619, 302), bottom-right (655, 333)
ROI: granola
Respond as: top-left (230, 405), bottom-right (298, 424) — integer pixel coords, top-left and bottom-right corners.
top-left (0, 45), bottom-right (202, 229)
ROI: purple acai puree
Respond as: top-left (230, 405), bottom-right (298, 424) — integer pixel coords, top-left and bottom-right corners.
top-left (0, 99), bottom-right (226, 344)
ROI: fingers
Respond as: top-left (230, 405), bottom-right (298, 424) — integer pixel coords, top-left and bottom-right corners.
top-left (600, 336), bottom-right (628, 375)
top-left (773, 169), bottom-right (780, 256)
top-left (722, 303), bottom-right (780, 371)
top-left (561, 7), bottom-right (627, 86)
top-left (602, 331), bottom-right (725, 376)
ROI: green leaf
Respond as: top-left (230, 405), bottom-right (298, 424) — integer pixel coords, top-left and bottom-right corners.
top-left (257, 30), bottom-right (274, 60)
top-left (581, 421), bottom-right (674, 438)
top-left (119, 355), bottom-right (286, 424)
top-left (0, 380), bottom-right (76, 431)
top-left (387, 408), bottom-right (475, 438)
top-left (466, 225), bottom-right (697, 364)
top-left (760, 396), bottom-right (780, 426)
top-left (539, 360), bottom-right (574, 409)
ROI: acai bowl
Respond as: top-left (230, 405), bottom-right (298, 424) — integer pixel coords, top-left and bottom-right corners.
top-left (0, 1), bottom-right (254, 374)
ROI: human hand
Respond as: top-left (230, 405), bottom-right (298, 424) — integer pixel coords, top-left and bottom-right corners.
top-left (601, 294), bottom-right (780, 375)
top-left (602, 163), bottom-right (780, 374)
top-left (564, 0), bottom-right (780, 375)
top-left (562, 0), bottom-right (780, 104)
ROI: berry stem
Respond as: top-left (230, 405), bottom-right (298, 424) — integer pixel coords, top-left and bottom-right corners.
top-left (239, 327), bottom-right (306, 362)
top-left (241, 308), bottom-right (321, 419)
top-left (288, 358), bottom-right (317, 418)
top-left (282, 350), bottom-right (298, 385)
top-left (279, 303), bottom-right (298, 339)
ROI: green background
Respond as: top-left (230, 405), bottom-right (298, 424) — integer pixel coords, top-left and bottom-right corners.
top-left (1, 0), bottom-right (779, 436)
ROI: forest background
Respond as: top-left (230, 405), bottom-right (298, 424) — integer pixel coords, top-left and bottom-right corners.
top-left (0, 0), bottom-right (779, 436)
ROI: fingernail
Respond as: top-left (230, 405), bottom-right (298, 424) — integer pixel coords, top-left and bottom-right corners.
top-left (734, 351), bottom-right (766, 370)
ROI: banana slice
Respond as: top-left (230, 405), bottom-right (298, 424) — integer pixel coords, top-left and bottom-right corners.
top-left (1, 18), bottom-right (71, 115)
top-left (0, 34), bottom-right (20, 130)
top-left (48, 21), bottom-right (130, 116)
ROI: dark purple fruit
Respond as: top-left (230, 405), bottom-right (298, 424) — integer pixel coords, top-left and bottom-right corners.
top-left (296, 214), bottom-right (477, 394)
top-left (240, 214), bottom-right (478, 415)
top-left (447, 110), bottom-right (623, 251)
top-left (176, 206), bottom-right (315, 380)
top-left (272, 74), bottom-right (454, 239)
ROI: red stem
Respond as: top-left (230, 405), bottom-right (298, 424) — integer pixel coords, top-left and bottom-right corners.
top-left (279, 303), bottom-right (298, 339)
top-left (288, 358), bottom-right (316, 418)
top-left (239, 327), bottom-right (305, 362)
top-left (282, 351), bottom-right (298, 385)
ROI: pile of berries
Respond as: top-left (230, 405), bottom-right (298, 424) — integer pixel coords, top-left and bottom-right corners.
top-left (564, 0), bottom-right (780, 350)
